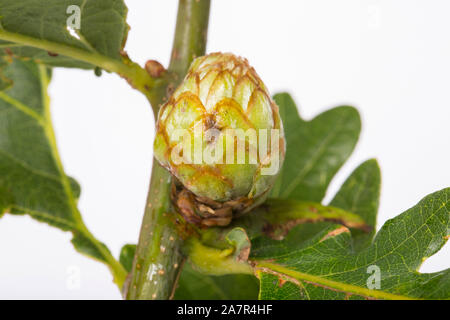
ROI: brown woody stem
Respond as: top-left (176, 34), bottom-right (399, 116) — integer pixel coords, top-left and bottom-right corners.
top-left (125, 0), bottom-right (210, 300)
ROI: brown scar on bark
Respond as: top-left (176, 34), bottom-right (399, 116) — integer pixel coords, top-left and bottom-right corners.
top-left (171, 49), bottom-right (179, 61)
top-left (319, 226), bottom-right (350, 242)
top-left (119, 49), bottom-right (130, 60)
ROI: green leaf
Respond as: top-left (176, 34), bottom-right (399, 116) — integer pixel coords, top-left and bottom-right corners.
top-left (120, 244), bottom-right (136, 273)
top-left (270, 93), bottom-right (361, 202)
top-left (69, 176), bottom-right (82, 200)
top-left (71, 232), bottom-right (111, 263)
top-left (258, 272), bottom-right (308, 300)
top-left (252, 188), bottom-right (450, 300)
top-left (0, 57), bottom-right (126, 286)
top-left (182, 200), bottom-right (369, 299)
top-left (174, 263), bottom-right (259, 300)
top-left (0, 0), bottom-right (129, 69)
top-left (225, 228), bottom-right (251, 261)
top-left (330, 159), bottom-right (381, 251)
top-left (230, 199), bottom-right (369, 241)
top-left (0, 58), bottom-right (77, 227)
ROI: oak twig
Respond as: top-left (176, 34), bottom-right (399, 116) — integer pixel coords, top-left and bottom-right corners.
top-left (125, 0), bottom-right (211, 300)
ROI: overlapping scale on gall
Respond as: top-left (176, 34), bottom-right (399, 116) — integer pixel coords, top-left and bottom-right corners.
top-left (154, 52), bottom-right (285, 211)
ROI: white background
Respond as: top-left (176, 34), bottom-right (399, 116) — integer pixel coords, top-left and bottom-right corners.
top-left (0, 0), bottom-right (449, 299)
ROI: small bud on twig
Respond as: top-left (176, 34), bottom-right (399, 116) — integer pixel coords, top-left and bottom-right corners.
top-left (145, 60), bottom-right (166, 78)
